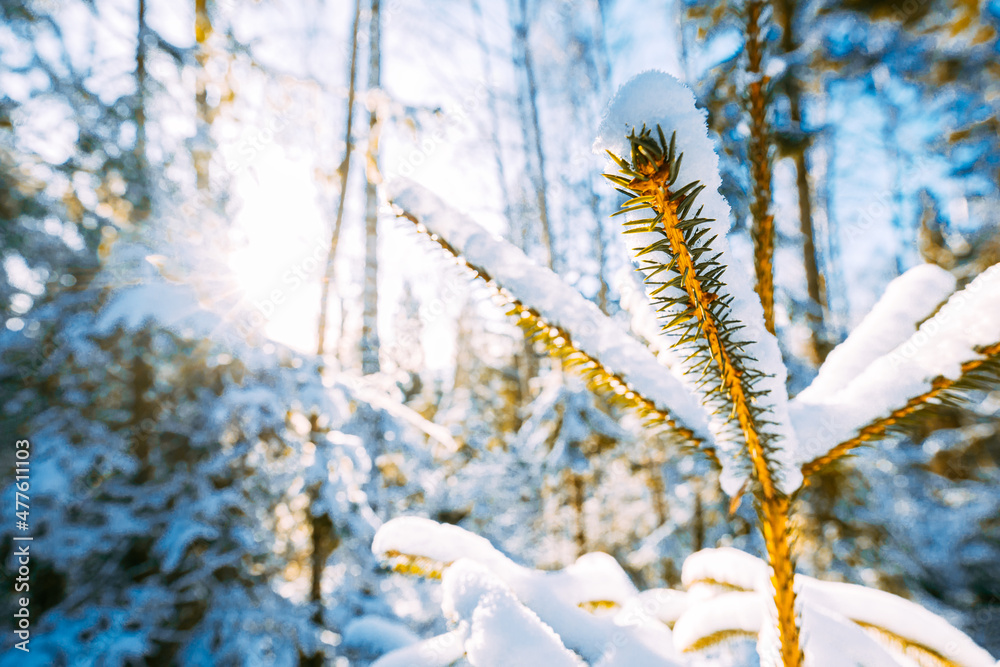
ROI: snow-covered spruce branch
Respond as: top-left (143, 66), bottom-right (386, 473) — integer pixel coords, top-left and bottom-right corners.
top-left (371, 517), bottom-right (681, 666)
top-left (596, 70), bottom-right (802, 667)
top-left (371, 519), bottom-right (998, 667)
top-left (794, 264), bottom-right (958, 405)
top-left (596, 72), bottom-right (800, 499)
top-left (387, 179), bottom-right (715, 460)
top-left (793, 262), bottom-right (1000, 478)
top-left (674, 549), bottom-right (997, 667)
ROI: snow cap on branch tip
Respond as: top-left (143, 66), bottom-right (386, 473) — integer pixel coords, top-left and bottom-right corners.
top-left (595, 70), bottom-right (730, 229)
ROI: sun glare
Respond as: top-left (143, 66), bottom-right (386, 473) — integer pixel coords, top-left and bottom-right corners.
top-left (228, 145), bottom-right (326, 352)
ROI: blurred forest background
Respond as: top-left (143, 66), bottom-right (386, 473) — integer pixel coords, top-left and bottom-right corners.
top-left (1, 0), bottom-right (999, 664)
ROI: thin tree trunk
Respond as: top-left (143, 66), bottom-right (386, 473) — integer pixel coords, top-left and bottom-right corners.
top-left (131, 330), bottom-right (155, 484)
top-left (646, 460), bottom-right (668, 527)
top-left (471, 0), bottom-right (536, 401)
top-left (504, 0), bottom-right (553, 397)
top-left (775, 0), bottom-right (828, 362)
top-left (746, 1), bottom-right (776, 334)
top-left (360, 0), bottom-right (382, 375)
top-left (592, 192), bottom-right (609, 314)
top-left (792, 127), bottom-right (827, 361)
top-left (676, 0), bottom-right (693, 84)
top-left (129, 4), bottom-right (154, 488)
top-left (317, 0), bottom-right (363, 362)
top-left (878, 90), bottom-right (907, 275)
top-left (135, 0), bottom-right (146, 163)
top-left (194, 0), bottom-right (212, 192)
top-left (820, 122), bottom-right (843, 336)
top-left (511, 0), bottom-right (555, 270)
top-left (308, 501), bottom-right (336, 611)
top-left (570, 471), bottom-right (586, 557)
top-left (302, 415), bottom-right (338, 667)
top-left (692, 486), bottom-right (704, 552)
top-left (470, 0), bottom-right (515, 237)
top-left (133, 0), bottom-right (149, 220)
top-left (583, 1), bottom-right (611, 314)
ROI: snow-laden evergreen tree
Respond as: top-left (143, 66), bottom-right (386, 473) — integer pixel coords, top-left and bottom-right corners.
top-left (0, 235), bottom-right (395, 663)
top-left (369, 68), bottom-right (1000, 666)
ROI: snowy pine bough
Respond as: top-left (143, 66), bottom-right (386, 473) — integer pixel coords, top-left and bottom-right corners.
top-left (373, 71), bottom-right (1000, 666)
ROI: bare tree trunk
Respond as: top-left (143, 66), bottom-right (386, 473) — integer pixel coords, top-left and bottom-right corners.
top-left (193, 0), bottom-right (212, 192)
top-left (570, 471), bottom-right (587, 557)
top-left (676, 0), bottom-right (694, 84)
top-left (471, 0), bottom-right (515, 236)
top-left (775, 0), bottom-right (828, 363)
top-left (591, 191), bottom-right (609, 314)
top-left (317, 0), bottom-right (363, 363)
top-left (645, 459), bottom-right (669, 527)
top-left (812, 123), bottom-right (843, 340)
top-left (305, 0), bottom-right (363, 628)
top-left (511, 0), bottom-right (555, 270)
top-left (360, 0), bottom-right (382, 375)
top-left (308, 502), bottom-right (336, 611)
top-left (130, 330), bottom-right (155, 484)
top-left (301, 415), bottom-right (338, 667)
top-left (132, 0), bottom-right (150, 221)
top-left (586, 2), bottom-right (612, 313)
top-left (692, 486), bottom-right (705, 553)
top-left (746, 0), bottom-right (776, 334)
top-left (877, 88), bottom-right (907, 276)
top-left (135, 0), bottom-right (146, 163)
top-left (471, 0), bottom-right (536, 402)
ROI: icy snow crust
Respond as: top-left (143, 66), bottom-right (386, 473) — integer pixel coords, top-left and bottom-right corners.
top-left (388, 179), bottom-right (712, 444)
top-left (595, 71), bottom-right (802, 495)
top-left (792, 262), bottom-right (1000, 466)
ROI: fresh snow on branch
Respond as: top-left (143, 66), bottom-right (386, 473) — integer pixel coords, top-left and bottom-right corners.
top-left (797, 604), bottom-right (914, 667)
top-left (674, 548), bottom-right (997, 667)
top-left (595, 70), bottom-right (802, 495)
top-left (795, 263), bottom-right (957, 404)
top-left (613, 266), bottom-right (707, 407)
top-left (798, 579), bottom-right (998, 667)
top-left (442, 559), bottom-right (586, 667)
top-left (386, 178), bottom-right (712, 444)
top-left (682, 546), bottom-right (769, 595)
top-left (341, 617), bottom-right (420, 658)
top-left (792, 262), bottom-right (1000, 467)
top-left (370, 627), bottom-right (468, 667)
top-left (373, 517), bottom-right (682, 666)
top-left (375, 522), bottom-right (998, 665)
top-left (671, 591), bottom-right (762, 653)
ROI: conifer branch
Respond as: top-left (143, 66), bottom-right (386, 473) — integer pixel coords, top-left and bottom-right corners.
top-left (379, 549), bottom-right (450, 580)
top-left (800, 340), bottom-right (1000, 480)
top-left (389, 193), bottom-right (716, 463)
top-left (607, 126), bottom-right (802, 667)
top-left (854, 623), bottom-right (967, 667)
top-left (745, 0), bottom-right (776, 334)
top-left (606, 127), bottom-right (783, 500)
top-left (686, 630), bottom-right (760, 653)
